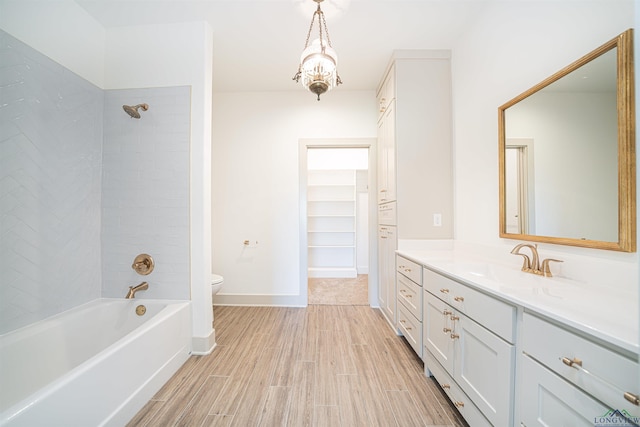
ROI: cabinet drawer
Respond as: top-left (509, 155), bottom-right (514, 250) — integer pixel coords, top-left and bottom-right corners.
top-left (519, 353), bottom-right (609, 426)
top-left (378, 202), bottom-right (396, 225)
top-left (424, 268), bottom-right (516, 343)
top-left (397, 255), bottom-right (421, 284)
top-left (397, 303), bottom-right (422, 357)
top-left (397, 273), bottom-right (421, 320)
top-left (522, 312), bottom-right (639, 416)
top-left (425, 352), bottom-right (492, 427)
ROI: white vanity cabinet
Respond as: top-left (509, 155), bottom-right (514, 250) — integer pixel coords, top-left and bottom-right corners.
top-left (396, 255), bottom-right (422, 356)
top-left (519, 312), bottom-right (639, 425)
top-left (423, 267), bottom-right (516, 427)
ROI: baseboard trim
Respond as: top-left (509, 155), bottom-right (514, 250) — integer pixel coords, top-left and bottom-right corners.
top-left (191, 329), bottom-right (216, 355)
top-left (213, 294), bottom-right (307, 307)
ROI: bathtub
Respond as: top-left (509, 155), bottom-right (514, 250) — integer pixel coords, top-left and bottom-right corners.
top-left (0, 298), bottom-right (191, 426)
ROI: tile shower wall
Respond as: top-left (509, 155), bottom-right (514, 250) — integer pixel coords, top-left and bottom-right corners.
top-left (0, 30), bottom-right (103, 334)
top-left (101, 87), bottom-right (191, 299)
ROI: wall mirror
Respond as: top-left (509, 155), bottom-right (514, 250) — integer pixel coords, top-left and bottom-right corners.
top-left (498, 29), bottom-right (636, 252)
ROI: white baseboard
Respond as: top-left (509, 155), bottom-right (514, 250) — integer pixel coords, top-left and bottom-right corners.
top-left (191, 329), bottom-right (216, 355)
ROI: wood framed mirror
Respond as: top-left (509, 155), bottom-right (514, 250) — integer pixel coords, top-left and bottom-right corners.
top-left (498, 29), bottom-right (635, 252)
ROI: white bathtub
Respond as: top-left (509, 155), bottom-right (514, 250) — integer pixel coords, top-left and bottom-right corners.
top-left (0, 298), bottom-right (191, 426)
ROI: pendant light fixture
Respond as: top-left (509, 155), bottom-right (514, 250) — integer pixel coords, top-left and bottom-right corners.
top-left (292, 0), bottom-right (342, 100)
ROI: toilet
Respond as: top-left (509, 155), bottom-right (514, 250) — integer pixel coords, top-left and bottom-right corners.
top-left (211, 274), bottom-right (224, 298)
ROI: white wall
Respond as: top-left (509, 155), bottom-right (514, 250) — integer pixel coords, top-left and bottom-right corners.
top-left (0, 0), bottom-right (105, 87)
top-left (212, 90), bottom-right (376, 305)
top-left (451, 1), bottom-right (635, 252)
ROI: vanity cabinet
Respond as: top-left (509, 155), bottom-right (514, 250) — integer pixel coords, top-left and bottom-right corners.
top-left (423, 268), bottom-right (516, 427)
top-left (519, 312), bottom-right (639, 425)
top-left (396, 255), bottom-right (422, 356)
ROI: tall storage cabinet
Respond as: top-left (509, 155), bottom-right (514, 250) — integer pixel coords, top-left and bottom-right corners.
top-left (308, 169), bottom-right (357, 278)
top-left (376, 50), bottom-right (453, 329)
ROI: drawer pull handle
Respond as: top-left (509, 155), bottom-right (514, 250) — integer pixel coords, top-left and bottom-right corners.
top-left (454, 296), bottom-right (464, 302)
top-left (442, 384), bottom-right (450, 389)
top-left (450, 315), bottom-right (459, 321)
top-left (454, 401), bottom-right (464, 408)
top-left (440, 288), bottom-right (449, 294)
top-left (624, 392), bottom-right (640, 406)
top-left (398, 265), bottom-right (405, 269)
top-left (443, 310), bottom-right (453, 316)
top-left (450, 333), bottom-right (459, 340)
top-left (443, 327), bottom-right (452, 333)
top-left (404, 268), bottom-right (412, 272)
top-left (400, 319), bottom-right (406, 324)
top-left (406, 294), bottom-right (412, 298)
top-left (405, 326), bottom-right (412, 331)
top-left (561, 357), bottom-right (583, 368)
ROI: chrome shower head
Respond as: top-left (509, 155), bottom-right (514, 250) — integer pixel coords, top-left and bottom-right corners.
top-left (122, 103), bottom-right (149, 119)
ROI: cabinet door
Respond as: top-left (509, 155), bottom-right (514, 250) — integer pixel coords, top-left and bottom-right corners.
top-left (520, 354), bottom-right (609, 427)
top-left (377, 226), bottom-right (388, 316)
top-left (377, 118), bottom-right (387, 204)
top-left (384, 226), bottom-right (397, 324)
top-left (383, 101), bottom-right (396, 203)
top-left (424, 291), bottom-right (454, 374)
top-left (377, 226), bottom-right (396, 326)
top-left (453, 313), bottom-right (515, 427)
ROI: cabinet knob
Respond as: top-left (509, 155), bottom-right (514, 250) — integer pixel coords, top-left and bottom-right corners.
top-left (561, 356), bottom-right (582, 368)
top-left (443, 327), bottom-right (452, 333)
top-left (624, 392), bottom-right (640, 406)
top-left (440, 288), bottom-right (449, 294)
top-left (450, 333), bottom-right (460, 340)
top-left (454, 296), bottom-right (464, 302)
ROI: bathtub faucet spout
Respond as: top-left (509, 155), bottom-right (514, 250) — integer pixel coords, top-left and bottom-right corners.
top-left (125, 282), bottom-right (149, 299)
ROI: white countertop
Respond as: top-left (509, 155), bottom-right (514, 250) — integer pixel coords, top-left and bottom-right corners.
top-left (397, 248), bottom-right (639, 355)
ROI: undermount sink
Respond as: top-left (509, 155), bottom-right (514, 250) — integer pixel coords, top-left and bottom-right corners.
top-left (438, 259), bottom-right (583, 301)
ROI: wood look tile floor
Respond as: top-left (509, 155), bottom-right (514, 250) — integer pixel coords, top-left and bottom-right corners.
top-left (128, 305), bottom-right (468, 427)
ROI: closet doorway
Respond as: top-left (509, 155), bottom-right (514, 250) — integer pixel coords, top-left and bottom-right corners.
top-left (300, 140), bottom-right (376, 306)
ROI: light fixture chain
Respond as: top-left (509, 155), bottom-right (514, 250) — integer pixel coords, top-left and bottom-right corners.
top-left (319, 10), bottom-right (332, 48)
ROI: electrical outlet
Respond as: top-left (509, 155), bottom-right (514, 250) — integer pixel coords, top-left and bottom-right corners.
top-left (433, 213), bottom-right (442, 227)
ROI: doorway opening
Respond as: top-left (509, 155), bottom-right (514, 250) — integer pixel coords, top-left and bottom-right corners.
top-left (299, 139), bottom-right (377, 307)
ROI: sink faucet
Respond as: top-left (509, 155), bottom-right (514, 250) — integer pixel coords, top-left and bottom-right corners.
top-left (510, 243), bottom-right (541, 274)
top-left (125, 281), bottom-right (149, 299)
top-left (510, 243), bottom-right (563, 277)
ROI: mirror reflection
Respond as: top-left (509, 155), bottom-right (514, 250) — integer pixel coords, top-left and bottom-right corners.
top-left (498, 29), bottom-right (635, 252)
top-left (504, 49), bottom-right (618, 241)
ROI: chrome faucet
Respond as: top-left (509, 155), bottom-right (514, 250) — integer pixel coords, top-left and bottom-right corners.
top-left (510, 243), bottom-right (563, 277)
top-left (125, 281), bottom-right (149, 299)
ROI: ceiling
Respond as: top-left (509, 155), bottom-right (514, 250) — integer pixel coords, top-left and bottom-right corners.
top-left (75, 0), bottom-right (490, 93)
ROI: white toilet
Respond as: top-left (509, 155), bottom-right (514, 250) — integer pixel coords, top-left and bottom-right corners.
top-left (211, 274), bottom-right (224, 298)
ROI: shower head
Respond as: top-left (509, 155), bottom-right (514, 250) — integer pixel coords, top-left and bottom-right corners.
top-left (122, 103), bottom-right (149, 119)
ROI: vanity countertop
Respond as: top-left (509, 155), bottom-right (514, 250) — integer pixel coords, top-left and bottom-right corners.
top-left (397, 248), bottom-right (639, 355)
